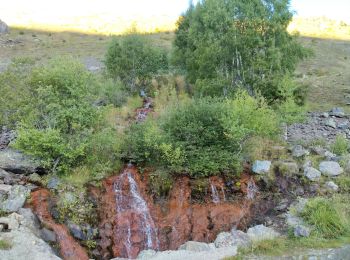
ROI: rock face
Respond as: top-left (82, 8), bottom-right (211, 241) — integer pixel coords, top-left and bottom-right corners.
top-left (0, 212), bottom-right (61, 260)
top-left (30, 189), bottom-right (89, 260)
top-left (98, 166), bottom-right (254, 259)
top-left (0, 149), bottom-right (41, 174)
top-left (0, 19), bottom-right (9, 34)
top-left (252, 161), bottom-right (271, 174)
top-left (319, 161), bottom-right (343, 176)
top-left (1, 185), bottom-right (30, 212)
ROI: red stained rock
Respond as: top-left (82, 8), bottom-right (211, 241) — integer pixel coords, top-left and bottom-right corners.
top-left (30, 189), bottom-right (89, 260)
top-left (98, 167), bottom-right (255, 259)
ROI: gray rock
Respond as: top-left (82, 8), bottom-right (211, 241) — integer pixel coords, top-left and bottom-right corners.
top-left (47, 176), bottom-right (61, 190)
top-left (0, 213), bottom-right (61, 260)
top-left (325, 181), bottom-right (339, 192)
top-left (319, 161), bottom-right (343, 176)
top-left (1, 185), bottom-right (30, 212)
top-left (247, 225), bottom-right (280, 242)
top-left (178, 241), bottom-right (212, 252)
top-left (214, 232), bottom-right (234, 248)
top-left (325, 151), bottom-right (337, 160)
top-left (338, 121), bottom-right (349, 130)
top-left (292, 145), bottom-right (309, 157)
top-left (0, 183), bottom-right (12, 193)
top-left (304, 167), bottom-right (321, 181)
top-left (294, 225), bottom-right (311, 237)
top-left (325, 119), bottom-right (337, 128)
top-left (303, 160), bottom-right (312, 169)
top-left (275, 199), bottom-right (289, 211)
top-left (67, 222), bottom-right (86, 240)
top-left (0, 19), bottom-right (9, 34)
top-left (322, 112), bottom-right (329, 118)
top-left (40, 228), bottom-right (57, 242)
top-left (0, 149), bottom-right (41, 174)
top-left (252, 160), bottom-right (271, 174)
top-left (137, 249), bottom-right (157, 259)
top-left (231, 230), bottom-right (251, 248)
top-left (136, 246), bottom-right (237, 260)
top-left (310, 146), bottom-right (327, 156)
top-left (329, 107), bottom-right (345, 117)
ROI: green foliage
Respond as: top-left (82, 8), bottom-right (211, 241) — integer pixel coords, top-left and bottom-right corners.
top-left (331, 135), bottom-right (349, 155)
top-left (105, 33), bottom-right (168, 93)
top-left (91, 77), bottom-right (128, 107)
top-left (125, 91), bottom-right (279, 177)
top-left (276, 98), bottom-right (307, 124)
top-left (0, 239), bottom-right (12, 250)
top-left (301, 197), bottom-right (349, 239)
top-left (148, 170), bottom-right (173, 198)
top-left (173, 0), bottom-right (310, 102)
top-left (0, 60), bottom-right (34, 127)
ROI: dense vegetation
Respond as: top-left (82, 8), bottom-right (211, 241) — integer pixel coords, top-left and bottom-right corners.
top-left (173, 0), bottom-right (310, 103)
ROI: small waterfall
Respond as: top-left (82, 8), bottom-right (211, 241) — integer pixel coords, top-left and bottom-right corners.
top-left (113, 169), bottom-right (159, 258)
top-left (211, 183), bottom-right (221, 204)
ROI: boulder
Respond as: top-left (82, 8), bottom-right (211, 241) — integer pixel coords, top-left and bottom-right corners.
top-left (294, 225), bottom-right (311, 237)
top-left (329, 107), bottom-right (345, 117)
top-left (0, 149), bottom-right (41, 174)
top-left (304, 167), bottom-right (321, 181)
top-left (246, 225), bottom-right (280, 242)
top-left (319, 161), bottom-right (343, 176)
top-left (325, 119), bottom-right (337, 128)
top-left (214, 232), bottom-right (234, 248)
top-left (252, 160), bottom-right (271, 174)
top-left (0, 19), bottom-right (9, 34)
top-left (291, 145), bottom-right (309, 158)
top-left (178, 241), bottom-right (213, 252)
top-left (0, 213), bottom-right (61, 260)
top-left (40, 228), bottom-right (57, 242)
top-left (136, 246), bottom-right (237, 260)
top-left (1, 185), bottom-right (30, 212)
top-left (47, 176), bottom-right (61, 190)
top-left (325, 181), bottom-right (339, 192)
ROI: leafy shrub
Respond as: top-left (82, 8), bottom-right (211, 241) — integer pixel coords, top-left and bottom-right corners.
top-left (105, 34), bottom-right (168, 93)
top-left (301, 197), bottom-right (348, 239)
top-left (173, 0), bottom-right (311, 103)
top-left (13, 58), bottom-right (98, 173)
top-left (331, 135), bottom-right (349, 155)
top-left (125, 91), bottom-right (279, 177)
top-left (276, 98), bottom-right (307, 124)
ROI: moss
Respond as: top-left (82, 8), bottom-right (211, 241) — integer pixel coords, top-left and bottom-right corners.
top-left (0, 239), bottom-right (12, 250)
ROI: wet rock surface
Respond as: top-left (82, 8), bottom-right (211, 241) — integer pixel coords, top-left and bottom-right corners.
top-left (98, 165), bottom-right (254, 259)
top-left (0, 148), bottom-right (42, 174)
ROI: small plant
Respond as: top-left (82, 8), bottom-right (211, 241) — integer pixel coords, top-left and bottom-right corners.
top-left (331, 135), bottom-right (349, 155)
top-left (301, 197), bottom-right (348, 239)
top-left (276, 98), bottom-right (307, 125)
top-left (0, 239), bottom-right (12, 250)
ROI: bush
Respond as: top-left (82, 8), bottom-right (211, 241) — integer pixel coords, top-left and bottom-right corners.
top-left (125, 91), bottom-right (279, 177)
top-left (13, 58), bottom-right (98, 173)
top-left (301, 197), bottom-right (349, 239)
top-left (91, 77), bottom-right (128, 107)
top-left (276, 98), bottom-right (307, 124)
top-left (173, 0), bottom-right (311, 103)
top-left (105, 33), bottom-right (168, 93)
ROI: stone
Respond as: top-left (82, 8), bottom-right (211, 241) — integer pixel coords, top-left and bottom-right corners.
top-left (252, 160), bottom-right (271, 174)
top-left (137, 249), bottom-right (157, 259)
top-left (246, 225), bottom-right (280, 242)
top-left (303, 160), bottom-right (312, 169)
top-left (40, 228), bottom-right (57, 242)
top-left (291, 145), bottom-right (309, 158)
top-left (230, 230), bottom-right (251, 248)
top-left (319, 161), bottom-right (343, 176)
top-left (179, 241), bottom-right (212, 252)
top-left (0, 19), bottom-right (9, 34)
top-left (1, 185), bottom-right (30, 212)
top-left (310, 146), bottom-right (327, 156)
top-left (325, 119), bottom-right (337, 128)
top-left (214, 232), bottom-right (234, 248)
top-left (294, 225), bottom-right (311, 237)
top-left (304, 167), bottom-right (321, 181)
top-left (325, 181), bottom-right (339, 192)
top-left (275, 199), bottom-right (289, 211)
top-left (325, 151), bottom-right (337, 160)
top-left (0, 149), bottom-right (41, 174)
top-left (67, 222), bottom-right (86, 240)
top-left (136, 246), bottom-right (237, 260)
top-left (338, 121), bottom-right (349, 130)
top-left (321, 112), bottom-right (329, 118)
top-left (0, 213), bottom-right (61, 260)
top-left (329, 107), bottom-right (345, 117)
top-left (47, 176), bottom-right (61, 190)
top-left (0, 183), bottom-right (12, 193)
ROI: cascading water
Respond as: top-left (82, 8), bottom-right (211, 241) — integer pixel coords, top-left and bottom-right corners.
top-left (113, 167), bottom-right (159, 258)
top-left (210, 183), bottom-right (221, 204)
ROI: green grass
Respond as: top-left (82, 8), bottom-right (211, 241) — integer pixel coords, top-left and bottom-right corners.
top-left (0, 239), bottom-right (12, 250)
